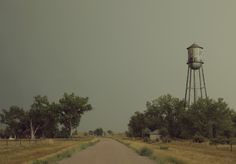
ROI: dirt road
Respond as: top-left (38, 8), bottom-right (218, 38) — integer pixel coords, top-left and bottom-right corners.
top-left (59, 138), bottom-right (156, 164)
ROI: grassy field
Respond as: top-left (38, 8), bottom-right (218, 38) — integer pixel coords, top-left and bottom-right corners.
top-left (0, 137), bottom-right (97, 164)
top-left (116, 137), bottom-right (236, 164)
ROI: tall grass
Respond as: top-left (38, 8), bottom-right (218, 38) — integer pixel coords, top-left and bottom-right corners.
top-left (31, 139), bottom-right (99, 164)
top-left (115, 137), bottom-right (186, 164)
top-left (137, 147), bottom-right (153, 156)
top-left (32, 160), bottom-right (48, 164)
top-left (163, 156), bottom-right (185, 164)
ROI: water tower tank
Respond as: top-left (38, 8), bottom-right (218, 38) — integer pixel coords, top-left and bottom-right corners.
top-left (187, 43), bottom-right (203, 70)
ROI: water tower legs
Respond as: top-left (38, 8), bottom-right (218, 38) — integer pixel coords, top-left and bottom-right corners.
top-left (184, 66), bottom-right (207, 108)
top-left (201, 66), bottom-right (208, 98)
top-left (199, 69), bottom-right (203, 98)
top-left (193, 70), bottom-right (196, 103)
top-left (184, 67), bottom-right (189, 105)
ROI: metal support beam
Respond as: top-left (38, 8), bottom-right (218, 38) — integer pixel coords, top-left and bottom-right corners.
top-left (184, 67), bottom-right (190, 108)
top-left (188, 69), bottom-right (192, 108)
top-left (201, 66), bottom-right (208, 98)
top-left (185, 65), bottom-right (207, 108)
top-left (199, 69), bottom-right (203, 98)
top-left (193, 70), bottom-right (196, 103)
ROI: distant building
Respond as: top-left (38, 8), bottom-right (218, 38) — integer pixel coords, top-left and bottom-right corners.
top-left (149, 129), bottom-right (160, 141)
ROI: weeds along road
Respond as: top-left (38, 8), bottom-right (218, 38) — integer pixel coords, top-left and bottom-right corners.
top-left (59, 138), bottom-right (156, 164)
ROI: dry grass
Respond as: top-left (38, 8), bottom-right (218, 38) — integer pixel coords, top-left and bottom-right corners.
top-left (117, 137), bottom-right (236, 164)
top-left (0, 137), bottom-right (95, 164)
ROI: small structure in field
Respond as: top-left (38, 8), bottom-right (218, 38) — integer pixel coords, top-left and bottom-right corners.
top-left (149, 129), bottom-right (161, 141)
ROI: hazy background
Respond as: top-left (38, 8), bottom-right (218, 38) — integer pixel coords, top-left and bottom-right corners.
top-left (1, 0), bottom-right (236, 132)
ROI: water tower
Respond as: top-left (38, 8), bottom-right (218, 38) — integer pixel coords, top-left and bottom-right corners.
top-left (184, 43), bottom-right (207, 108)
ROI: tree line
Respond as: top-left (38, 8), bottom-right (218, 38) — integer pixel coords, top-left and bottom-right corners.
top-left (0, 93), bottom-right (92, 139)
top-left (127, 94), bottom-right (236, 141)
top-left (87, 128), bottom-right (113, 136)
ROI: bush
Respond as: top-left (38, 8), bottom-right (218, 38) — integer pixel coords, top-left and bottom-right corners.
top-left (179, 130), bottom-right (191, 139)
top-left (124, 142), bottom-right (130, 146)
top-left (80, 144), bottom-right (87, 150)
top-left (165, 157), bottom-right (185, 164)
top-left (160, 146), bottom-right (169, 150)
top-left (209, 137), bottom-right (236, 151)
top-left (125, 131), bottom-right (132, 137)
top-left (229, 137), bottom-right (236, 144)
top-left (80, 142), bottom-right (95, 150)
top-left (56, 151), bottom-right (72, 160)
top-left (93, 128), bottom-right (104, 136)
top-left (161, 136), bottom-right (171, 143)
top-left (159, 127), bottom-right (168, 137)
top-left (32, 160), bottom-right (48, 164)
top-left (143, 137), bottom-right (150, 143)
top-left (210, 137), bottom-right (228, 145)
top-left (193, 134), bottom-right (205, 143)
top-left (137, 147), bottom-right (153, 156)
top-left (55, 128), bottom-right (70, 138)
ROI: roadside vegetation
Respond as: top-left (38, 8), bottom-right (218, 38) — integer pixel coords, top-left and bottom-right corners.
top-left (116, 136), bottom-right (236, 164)
top-left (122, 94), bottom-right (236, 163)
top-left (87, 128), bottom-right (113, 136)
top-left (30, 138), bottom-right (99, 164)
top-left (0, 93), bottom-right (92, 139)
top-left (0, 92), bottom-right (95, 163)
top-left (0, 137), bottom-right (98, 164)
top-left (127, 94), bottom-right (236, 149)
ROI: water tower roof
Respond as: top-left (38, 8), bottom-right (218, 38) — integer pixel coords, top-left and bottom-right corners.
top-left (187, 43), bottom-right (203, 49)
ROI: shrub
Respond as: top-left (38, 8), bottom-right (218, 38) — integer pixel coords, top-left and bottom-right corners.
top-left (137, 147), bottom-right (153, 156)
top-left (229, 137), bottom-right (236, 144)
top-left (160, 146), bottom-right (169, 150)
top-left (56, 151), bottom-right (71, 159)
top-left (32, 160), bottom-right (48, 164)
top-left (161, 136), bottom-right (171, 143)
top-left (143, 137), bottom-right (150, 143)
top-left (159, 127), bottom-right (168, 137)
top-left (80, 144), bottom-right (87, 150)
top-left (165, 157), bottom-right (185, 164)
top-left (210, 137), bottom-right (236, 151)
top-left (80, 142), bottom-right (94, 150)
top-left (193, 134), bottom-right (205, 143)
top-left (124, 142), bottom-right (130, 146)
top-left (210, 137), bottom-right (228, 145)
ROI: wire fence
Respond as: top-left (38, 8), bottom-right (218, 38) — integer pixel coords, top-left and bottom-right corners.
top-left (0, 137), bottom-right (86, 147)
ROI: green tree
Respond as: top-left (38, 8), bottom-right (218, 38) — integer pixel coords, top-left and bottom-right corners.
top-left (107, 130), bottom-right (113, 135)
top-left (0, 106), bottom-right (27, 138)
top-left (88, 130), bottom-right (94, 136)
top-left (231, 111), bottom-right (236, 136)
top-left (127, 94), bottom-right (235, 140)
top-left (58, 93), bottom-right (92, 137)
top-left (128, 111), bottom-right (146, 137)
top-left (93, 128), bottom-right (103, 136)
top-left (189, 98), bottom-right (234, 138)
top-left (42, 102), bottom-right (60, 138)
top-left (144, 94), bottom-right (185, 138)
top-left (29, 95), bottom-right (50, 139)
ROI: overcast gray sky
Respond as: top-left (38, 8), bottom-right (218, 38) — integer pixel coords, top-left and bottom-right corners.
top-left (1, 0), bottom-right (236, 132)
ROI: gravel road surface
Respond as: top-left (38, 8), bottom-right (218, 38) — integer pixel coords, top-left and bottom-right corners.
top-left (59, 138), bottom-right (156, 164)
